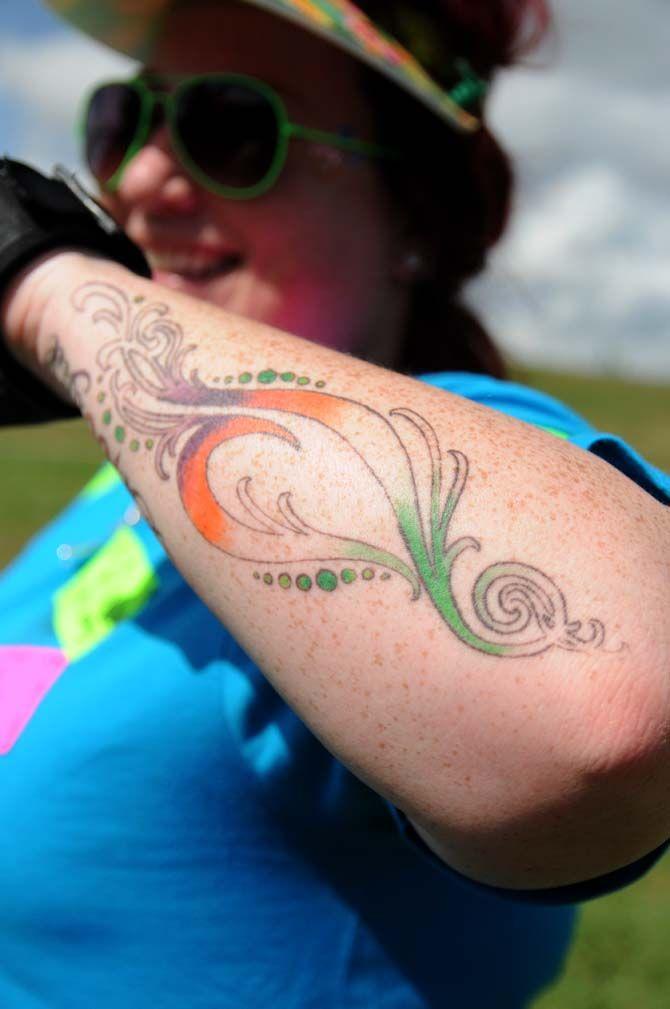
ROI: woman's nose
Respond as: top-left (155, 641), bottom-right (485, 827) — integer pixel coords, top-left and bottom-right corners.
top-left (115, 124), bottom-right (201, 214)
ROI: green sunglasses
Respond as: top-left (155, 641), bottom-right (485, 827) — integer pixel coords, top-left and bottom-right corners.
top-left (80, 72), bottom-right (401, 200)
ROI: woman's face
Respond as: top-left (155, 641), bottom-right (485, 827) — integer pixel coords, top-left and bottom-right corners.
top-left (103, 1), bottom-right (412, 364)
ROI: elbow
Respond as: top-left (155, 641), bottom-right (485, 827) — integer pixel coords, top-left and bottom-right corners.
top-left (568, 649), bottom-right (670, 880)
top-left (413, 651), bottom-right (670, 892)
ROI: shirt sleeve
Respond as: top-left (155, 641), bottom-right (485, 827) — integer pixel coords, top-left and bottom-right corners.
top-left (389, 370), bottom-right (670, 904)
top-left (386, 804), bottom-right (670, 905)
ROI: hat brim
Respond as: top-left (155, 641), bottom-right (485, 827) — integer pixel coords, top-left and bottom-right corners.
top-left (44, 0), bottom-right (480, 133)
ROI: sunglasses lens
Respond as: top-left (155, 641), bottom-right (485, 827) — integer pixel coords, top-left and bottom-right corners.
top-left (175, 79), bottom-right (279, 191)
top-left (85, 83), bottom-right (142, 185)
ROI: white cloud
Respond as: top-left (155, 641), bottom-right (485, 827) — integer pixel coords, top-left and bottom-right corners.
top-left (467, 0), bottom-right (670, 379)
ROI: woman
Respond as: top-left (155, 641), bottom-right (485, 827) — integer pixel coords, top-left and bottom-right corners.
top-left (0, 1), bottom-right (669, 1006)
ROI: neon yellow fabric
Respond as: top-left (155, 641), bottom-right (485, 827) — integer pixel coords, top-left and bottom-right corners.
top-left (53, 526), bottom-right (158, 661)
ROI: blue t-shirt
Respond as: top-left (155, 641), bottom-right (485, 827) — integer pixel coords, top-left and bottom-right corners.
top-left (0, 373), bottom-right (668, 1009)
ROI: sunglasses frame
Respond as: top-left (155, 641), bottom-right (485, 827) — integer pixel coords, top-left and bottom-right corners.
top-left (79, 72), bottom-right (401, 201)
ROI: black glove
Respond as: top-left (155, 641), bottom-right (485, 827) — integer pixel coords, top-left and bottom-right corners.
top-left (0, 158), bottom-right (151, 426)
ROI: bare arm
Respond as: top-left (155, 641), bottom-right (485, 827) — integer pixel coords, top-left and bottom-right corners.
top-left (4, 251), bottom-right (670, 889)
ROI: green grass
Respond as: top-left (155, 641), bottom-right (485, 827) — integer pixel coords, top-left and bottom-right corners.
top-left (512, 366), bottom-right (670, 474)
top-left (0, 419), bottom-right (103, 568)
top-left (2, 369), bottom-right (670, 1009)
top-left (533, 858), bottom-right (670, 1009)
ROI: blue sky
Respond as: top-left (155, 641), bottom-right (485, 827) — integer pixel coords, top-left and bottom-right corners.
top-left (0, 4), bottom-right (60, 147)
top-left (2, 0), bottom-right (669, 379)
top-left (2, 4), bottom-right (55, 35)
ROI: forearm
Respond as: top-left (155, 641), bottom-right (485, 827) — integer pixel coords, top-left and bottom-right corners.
top-left (5, 252), bottom-right (670, 888)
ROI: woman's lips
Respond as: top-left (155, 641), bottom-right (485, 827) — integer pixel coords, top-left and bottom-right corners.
top-left (146, 249), bottom-right (243, 281)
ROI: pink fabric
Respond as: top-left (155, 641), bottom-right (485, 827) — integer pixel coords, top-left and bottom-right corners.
top-left (0, 646), bottom-right (68, 755)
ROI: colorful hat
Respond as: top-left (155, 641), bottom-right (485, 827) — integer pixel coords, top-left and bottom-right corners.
top-left (44, 0), bottom-right (487, 133)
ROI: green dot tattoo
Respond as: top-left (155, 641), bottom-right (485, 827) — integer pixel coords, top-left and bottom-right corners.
top-left (296, 376), bottom-right (310, 386)
top-left (278, 574), bottom-right (292, 589)
top-left (239, 372), bottom-right (252, 384)
top-left (296, 574), bottom-right (313, 592)
top-left (316, 569), bottom-right (338, 592)
top-left (102, 410), bottom-right (112, 425)
top-left (263, 573), bottom-right (274, 585)
top-left (362, 568), bottom-right (375, 581)
top-left (130, 439), bottom-right (140, 452)
top-left (341, 568), bottom-right (357, 584)
top-left (258, 369), bottom-right (278, 384)
top-left (280, 372), bottom-right (296, 383)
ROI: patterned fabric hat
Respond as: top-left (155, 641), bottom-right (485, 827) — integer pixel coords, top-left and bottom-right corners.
top-left (44, 0), bottom-right (486, 132)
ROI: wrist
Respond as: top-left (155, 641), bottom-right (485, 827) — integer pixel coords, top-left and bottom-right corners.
top-left (2, 248), bottom-right (84, 350)
top-left (0, 250), bottom-right (123, 421)
top-left (0, 250), bottom-right (91, 399)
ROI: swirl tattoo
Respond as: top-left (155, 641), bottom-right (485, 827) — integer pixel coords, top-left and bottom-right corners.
top-left (73, 282), bottom-right (616, 658)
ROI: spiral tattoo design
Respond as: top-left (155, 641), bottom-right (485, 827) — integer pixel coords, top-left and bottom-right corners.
top-left (70, 282), bottom-right (618, 658)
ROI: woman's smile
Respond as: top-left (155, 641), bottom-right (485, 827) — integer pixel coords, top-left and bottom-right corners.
top-left (146, 248), bottom-right (245, 284)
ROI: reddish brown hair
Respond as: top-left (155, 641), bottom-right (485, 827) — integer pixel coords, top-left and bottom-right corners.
top-left (353, 0), bottom-right (552, 377)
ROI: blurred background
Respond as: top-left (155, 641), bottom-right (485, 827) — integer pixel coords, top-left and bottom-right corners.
top-left (1, 2), bottom-right (669, 1007)
top-left (2, 0), bottom-right (669, 378)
